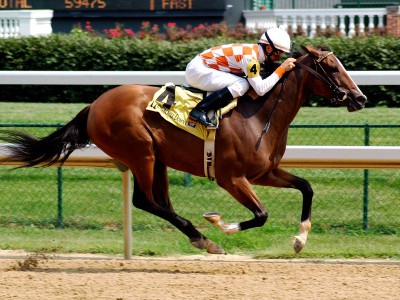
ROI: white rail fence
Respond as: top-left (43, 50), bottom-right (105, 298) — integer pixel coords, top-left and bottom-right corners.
top-left (0, 71), bottom-right (399, 259)
top-left (2, 144), bottom-right (400, 170)
top-left (0, 10), bottom-right (53, 38)
top-left (0, 70), bottom-right (399, 85)
top-left (1, 144), bottom-right (399, 259)
top-left (244, 7), bottom-right (387, 37)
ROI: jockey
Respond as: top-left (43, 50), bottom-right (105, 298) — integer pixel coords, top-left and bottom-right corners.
top-left (185, 27), bottom-right (297, 127)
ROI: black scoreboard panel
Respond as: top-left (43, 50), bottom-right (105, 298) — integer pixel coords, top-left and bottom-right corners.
top-left (0, 1), bottom-right (228, 33)
top-left (0, 0), bottom-right (226, 11)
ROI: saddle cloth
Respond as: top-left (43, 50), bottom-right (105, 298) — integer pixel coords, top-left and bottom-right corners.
top-left (146, 82), bottom-right (237, 140)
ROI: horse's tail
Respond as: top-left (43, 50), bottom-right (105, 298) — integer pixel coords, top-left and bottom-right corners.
top-left (0, 106), bottom-right (91, 168)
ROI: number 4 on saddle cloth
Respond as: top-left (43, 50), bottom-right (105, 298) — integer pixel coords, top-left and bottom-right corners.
top-left (146, 82), bottom-right (238, 141)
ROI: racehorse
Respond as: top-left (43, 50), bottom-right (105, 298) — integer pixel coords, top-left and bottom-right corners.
top-left (0, 45), bottom-right (367, 254)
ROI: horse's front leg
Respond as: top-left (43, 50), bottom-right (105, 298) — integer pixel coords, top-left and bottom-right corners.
top-left (251, 167), bottom-right (313, 253)
top-left (204, 176), bottom-right (268, 234)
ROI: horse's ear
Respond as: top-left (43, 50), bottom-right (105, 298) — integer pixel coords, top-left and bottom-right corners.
top-left (301, 45), bottom-right (319, 58)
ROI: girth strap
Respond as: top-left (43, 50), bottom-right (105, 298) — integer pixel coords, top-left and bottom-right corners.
top-left (204, 130), bottom-right (216, 180)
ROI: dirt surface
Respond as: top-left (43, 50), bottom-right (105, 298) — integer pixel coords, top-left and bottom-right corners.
top-left (0, 250), bottom-right (399, 300)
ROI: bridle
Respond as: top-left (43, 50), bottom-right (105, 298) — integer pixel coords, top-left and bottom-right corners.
top-left (294, 52), bottom-right (347, 103)
top-left (261, 51), bottom-right (346, 134)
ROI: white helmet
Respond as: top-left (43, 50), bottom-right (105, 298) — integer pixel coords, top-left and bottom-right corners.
top-left (259, 27), bottom-right (291, 53)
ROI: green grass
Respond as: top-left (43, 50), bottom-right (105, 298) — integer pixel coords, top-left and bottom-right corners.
top-left (0, 103), bottom-right (399, 258)
top-left (1, 102), bottom-right (400, 124)
top-left (294, 106), bottom-right (400, 125)
top-left (0, 102), bottom-right (87, 124)
top-left (1, 227), bottom-right (398, 259)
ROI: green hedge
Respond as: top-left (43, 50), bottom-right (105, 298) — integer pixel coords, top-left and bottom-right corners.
top-left (0, 34), bottom-right (399, 106)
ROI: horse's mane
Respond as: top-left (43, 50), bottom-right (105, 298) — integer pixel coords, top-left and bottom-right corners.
top-left (292, 45), bottom-right (331, 59)
top-left (260, 61), bottom-right (281, 79)
top-left (260, 45), bottom-right (331, 78)
top-left (292, 49), bottom-right (304, 59)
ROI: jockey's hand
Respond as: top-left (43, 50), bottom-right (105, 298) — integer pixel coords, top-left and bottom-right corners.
top-left (280, 58), bottom-right (296, 72)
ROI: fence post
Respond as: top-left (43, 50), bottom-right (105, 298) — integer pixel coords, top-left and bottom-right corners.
top-left (57, 167), bottom-right (64, 228)
top-left (363, 123), bottom-right (370, 230)
top-left (122, 170), bottom-right (132, 260)
top-left (184, 173), bottom-right (192, 186)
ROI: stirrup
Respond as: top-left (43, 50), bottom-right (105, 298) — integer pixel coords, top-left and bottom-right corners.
top-left (189, 109), bottom-right (216, 127)
top-left (200, 119), bottom-right (216, 128)
top-left (191, 115), bottom-right (216, 128)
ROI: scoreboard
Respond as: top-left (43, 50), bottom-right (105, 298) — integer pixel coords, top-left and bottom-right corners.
top-left (0, 0), bottom-right (228, 33)
top-left (0, 0), bottom-right (226, 11)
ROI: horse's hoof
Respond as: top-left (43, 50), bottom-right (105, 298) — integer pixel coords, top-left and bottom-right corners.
top-left (293, 235), bottom-right (305, 253)
top-left (190, 237), bottom-right (206, 250)
top-left (203, 212), bottom-right (221, 225)
top-left (204, 238), bottom-right (225, 254)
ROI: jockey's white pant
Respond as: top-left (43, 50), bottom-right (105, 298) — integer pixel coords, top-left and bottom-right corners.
top-left (185, 55), bottom-right (249, 98)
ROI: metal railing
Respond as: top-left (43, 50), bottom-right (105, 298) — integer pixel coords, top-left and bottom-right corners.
top-left (289, 124), bottom-right (400, 230)
top-left (1, 123), bottom-right (399, 240)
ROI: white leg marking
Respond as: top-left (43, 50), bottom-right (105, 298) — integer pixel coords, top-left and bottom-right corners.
top-left (203, 212), bottom-right (241, 235)
top-left (293, 219), bottom-right (312, 253)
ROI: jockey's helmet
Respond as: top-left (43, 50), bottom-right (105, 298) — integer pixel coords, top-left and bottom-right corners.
top-left (259, 27), bottom-right (291, 53)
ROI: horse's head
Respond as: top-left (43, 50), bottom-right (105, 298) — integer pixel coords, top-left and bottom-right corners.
top-left (298, 45), bottom-right (367, 112)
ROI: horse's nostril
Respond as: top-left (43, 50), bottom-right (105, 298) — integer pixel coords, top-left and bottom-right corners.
top-left (357, 95), bottom-right (367, 104)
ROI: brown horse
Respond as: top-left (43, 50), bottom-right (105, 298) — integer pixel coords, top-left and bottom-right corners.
top-left (1, 46), bottom-right (366, 254)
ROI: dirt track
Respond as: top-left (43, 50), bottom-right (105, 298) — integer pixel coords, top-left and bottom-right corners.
top-left (0, 250), bottom-right (399, 300)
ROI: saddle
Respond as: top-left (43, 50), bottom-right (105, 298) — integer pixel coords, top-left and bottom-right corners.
top-left (147, 83), bottom-right (237, 137)
top-left (146, 83), bottom-right (238, 180)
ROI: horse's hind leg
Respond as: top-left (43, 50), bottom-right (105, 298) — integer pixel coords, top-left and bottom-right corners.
top-left (133, 159), bottom-right (224, 254)
top-left (252, 167), bottom-right (313, 253)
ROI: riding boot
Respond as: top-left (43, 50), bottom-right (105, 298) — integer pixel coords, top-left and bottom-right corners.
top-left (189, 87), bottom-right (233, 127)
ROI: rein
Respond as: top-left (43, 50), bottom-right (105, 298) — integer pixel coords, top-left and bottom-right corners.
top-left (262, 73), bottom-right (289, 134)
top-left (261, 51), bottom-right (343, 134)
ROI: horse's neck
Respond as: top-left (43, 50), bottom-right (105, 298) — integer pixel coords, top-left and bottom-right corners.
top-left (262, 75), bottom-right (305, 127)
top-left (235, 63), bottom-right (313, 147)
top-left (254, 67), bottom-right (312, 148)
